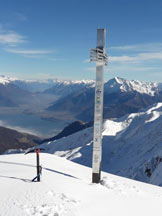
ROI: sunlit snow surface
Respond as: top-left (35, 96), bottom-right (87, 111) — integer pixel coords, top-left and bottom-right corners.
top-left (40, 102), bottom-right (162, 186)
top-left (1, 153), bottom-right (162, 216)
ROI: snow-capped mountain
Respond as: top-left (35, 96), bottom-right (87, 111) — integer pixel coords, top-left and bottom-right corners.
top-left (3, 74), bottom-right (162, 96)
top-left (44, 79), bottom-right (95, 97)
top-left (0, 80), bottom-right (33, 107)
top-left (41, 102), bottom-right (162, 186)
top-left (105, 77), bottom-right (162, 96)
top-left (1, 74), bottom-right (162, 95)
top-left (0, 75), bottom-right (18, 85)
top-left (1, 153), bottom-right (162, 216)
top-left (0, 75), bottom-right (57, 92)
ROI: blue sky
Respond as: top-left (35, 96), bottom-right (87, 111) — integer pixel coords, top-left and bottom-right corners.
top-left (0, 0), bottom-right (162, 82)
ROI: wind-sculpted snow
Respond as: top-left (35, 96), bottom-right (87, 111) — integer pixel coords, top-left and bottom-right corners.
top-left (40, 127), bottom-right (93, 166)
top-left (41, 102), bottom-right (162, 186)
top-left (1, 153), bottom-right (162, 216)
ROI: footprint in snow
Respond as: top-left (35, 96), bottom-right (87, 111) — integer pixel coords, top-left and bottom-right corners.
top-left (20, 192), bottom-right (78, 216)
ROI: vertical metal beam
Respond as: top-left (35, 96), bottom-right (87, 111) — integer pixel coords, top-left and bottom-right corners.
top-left (92, 29), bottom-right (106, 183)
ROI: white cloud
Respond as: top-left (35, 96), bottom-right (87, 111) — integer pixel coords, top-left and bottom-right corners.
top-left (5, 48), bottom-right (54, 59)
top-left (110, 45), bottom-right (139, 51)
top-left (138, 52), bottom-right (162, 60)
top-left (5, 48), bottom-right (53, 55)
top-left (109, 55), bottom-right (135, 62)
top-left (0, 32), bottom-right (25, 45)
top-left (106, 64), bottom-right (160, 72)
top-left (109, 43), bottom-right (162, 52)
top-left (109, 52), bottom-right (162, 63)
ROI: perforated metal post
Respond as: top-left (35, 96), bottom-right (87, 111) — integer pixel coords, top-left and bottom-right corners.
top-left (90, 28), bottom-right (107, 183)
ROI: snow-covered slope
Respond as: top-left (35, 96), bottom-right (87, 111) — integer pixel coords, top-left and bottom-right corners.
top-left (1, 153), bottom-right (162, 216)
top-left (40, 102), bottom-right (162, 186)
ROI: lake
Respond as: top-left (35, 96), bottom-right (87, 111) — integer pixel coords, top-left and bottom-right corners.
top-left (0, 113), bottom-right (68, 138)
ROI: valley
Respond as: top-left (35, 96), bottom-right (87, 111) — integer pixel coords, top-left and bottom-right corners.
top-left (2, 75), bottom-right (162, 187)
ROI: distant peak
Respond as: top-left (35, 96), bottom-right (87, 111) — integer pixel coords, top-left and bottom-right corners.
top-left (0, 75), bottom-right (18, 83)
top-left (114, 77), bottom-right (125, 84)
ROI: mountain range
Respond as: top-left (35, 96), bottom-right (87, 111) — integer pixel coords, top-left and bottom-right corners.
top-left (48, 77), bottom-right (162, 121)
top-left (2, 75), bottom-right (162, 136)
top-left (2, 75), bottom-right (162, 112)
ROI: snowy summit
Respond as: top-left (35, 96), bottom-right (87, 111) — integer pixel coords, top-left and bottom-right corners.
top-left (1, 153), bottom-right (162, 216)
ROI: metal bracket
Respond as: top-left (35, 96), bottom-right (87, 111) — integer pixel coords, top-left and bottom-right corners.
top-left (90, 48), bottom-right (108, 65)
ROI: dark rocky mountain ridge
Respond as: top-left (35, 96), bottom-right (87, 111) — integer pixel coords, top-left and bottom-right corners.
top-left (40, 120), bottom-right (93, 144)
top-left (0, 126), bottom-right (40, 154)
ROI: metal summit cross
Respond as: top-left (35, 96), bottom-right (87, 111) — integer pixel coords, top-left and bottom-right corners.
top-left (90, 28), bottom-right (108, 183)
